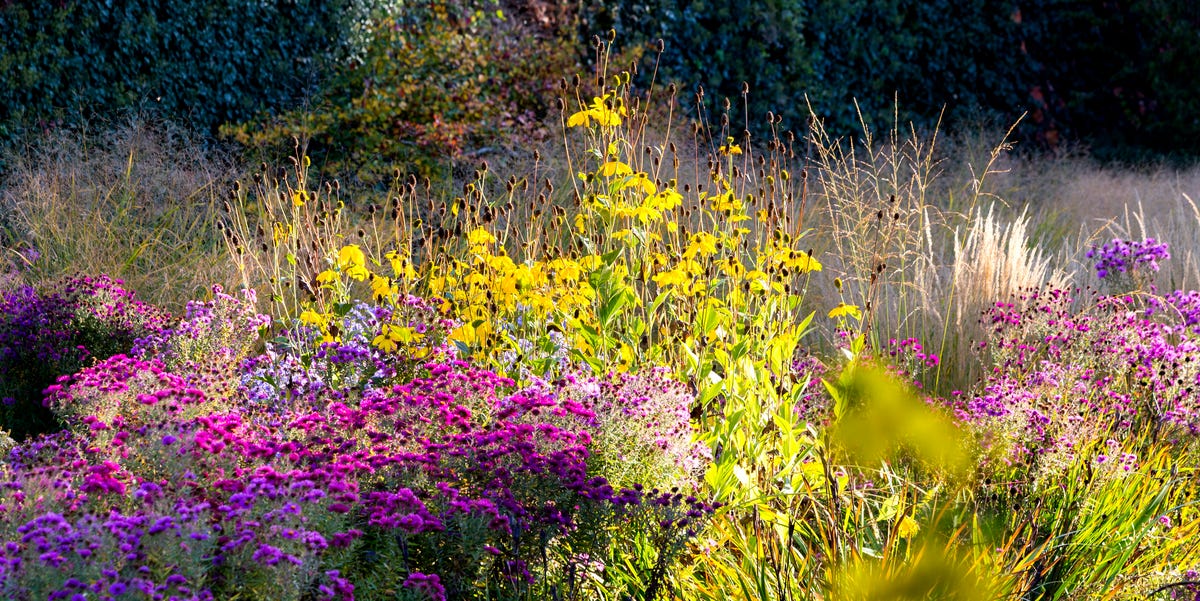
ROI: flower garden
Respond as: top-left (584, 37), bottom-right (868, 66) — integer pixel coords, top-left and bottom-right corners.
top-left (4, 39), bottom-right (1200, 601)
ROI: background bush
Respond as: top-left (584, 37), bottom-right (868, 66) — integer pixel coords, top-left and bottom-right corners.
top-left (582, 0), bottom-right (1200, 161)
top-left (0, 0), bottom-right (380, 141)
top-left (223, 0), bottom-right (586, 187)
top-left (4, 0), bottom-right (1200, 162)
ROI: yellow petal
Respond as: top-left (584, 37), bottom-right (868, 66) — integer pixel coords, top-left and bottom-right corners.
top-left (599, 161), bottom-right (633, 177)
top-left (337, 245), bottom-right (366, 270)
top-left (567, 110), bottom-right (591, 128)
top-left (828, 302), bottom-right (862, 320)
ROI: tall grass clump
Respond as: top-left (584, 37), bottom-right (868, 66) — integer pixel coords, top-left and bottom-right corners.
top-left (0, 118), bottom-right (235, 311)
top-left (809, 111), bottom-right (1031, 393)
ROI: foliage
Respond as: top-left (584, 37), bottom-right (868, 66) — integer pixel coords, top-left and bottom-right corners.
top-left (0, 275), bottom-right (171, 440)
top-left (224, 0), bottom-right (585, 187)
top-left (582, 0), bottom-right (1200, 159)
top-left (0, 0), bottom-right (379, 143)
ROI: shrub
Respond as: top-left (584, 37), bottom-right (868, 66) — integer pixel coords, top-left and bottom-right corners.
top-left (224, 0), bottom-right (585, 187)
top-left (0, 0), bottom-right (380, 141)
top-left (0, 288), bottom-right (714, 600)
top-left (0, 275), bottom-right (171, 440)
top-left (584, 0), bottom-right (1200, 158)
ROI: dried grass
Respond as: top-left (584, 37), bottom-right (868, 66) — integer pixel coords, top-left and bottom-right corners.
top-left (0, 117), bottom-right (237, 312)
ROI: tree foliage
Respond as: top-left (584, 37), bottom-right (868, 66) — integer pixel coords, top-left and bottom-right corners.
top-left (583, 0), bottom-right (1200, 159)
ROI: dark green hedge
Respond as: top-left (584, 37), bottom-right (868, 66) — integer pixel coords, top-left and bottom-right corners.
top-left (583, 0), bottom-right (1200, 160)
top-left (0, 0), bottom-right (373, 140)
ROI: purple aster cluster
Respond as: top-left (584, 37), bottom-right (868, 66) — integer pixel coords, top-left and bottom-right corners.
top-left (132, 286), bottom-right (269, 369)
top-left (558, 367), bottom-right (711, 490)
top-left (0, 275), bottom-right (171, 439)
top-left (0, 283), bottom-right (715, 600)
top-left (961, 286), bottom-right (1200, 488)
top-left (240, 298), bottom-right (452, 411)
top-left (790, 351), bottom-right (830, 424)
top-left (885, 337), bottom-right (941, 390)
top-left (1146, 289), bottom-right (1200, 336)
top-left (1086, 237), bottom-right (1170, 281)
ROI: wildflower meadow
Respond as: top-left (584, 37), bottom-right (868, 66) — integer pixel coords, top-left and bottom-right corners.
top-left (6, 7), bottom-right (1200, 601)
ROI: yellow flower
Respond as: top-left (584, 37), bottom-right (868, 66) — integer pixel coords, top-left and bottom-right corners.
top-left (373, 332), bottom-right (398, 353)
top-left (373, 323), bottom-right (425, 353)
top-left (486, 254), bottom-right (516, 275)
top-left (299, 309), bottom-right (328, 329)
top-left (429, 274), bottom-right (457, 297)
top-left (579, 254), bottom-right (604, 271)
top-left (316, 270), bottom-right (340, 287)
top-left (467, 227), bottom-right (497, 248)
top-left (370, 274), bottom-right (397, 300)
top-left (648, 187), bottom-right (682, 211)
top-left (719, 257), bottom-right (745, 279)
top-left (653, 268), bottom-right (690, 289)
top-left (599, 161), bottom-right (633, 177)
top-left (385, 251), bottom-right (418, 281)
top-left (272, 222), bottom-right (293, 246)
top-left (711, 190), bottom-right (743, 213)
top-left (548, 258), bottom-right (583, 282)
top-left (896, 515), bottom-right (920, 539)
top-left (828, 302), bottom-right (862, 320)
top-left (628, 204), bottom-right (661, 224)
top-left (624, 172), bottom-right (657, 196)
top-left (337, 245), bottom-right (370, 281)
top-left (451, 319), bottom-right (493, 346)
top-left (788, 251), bottom-right (822, 273)
top-left (718, 137), bottom-right (743, 156)
top-left (769, 244), bottom-right (823, 273)
top-left (684, 232), bottom-right (719, 259)
top-left (566, 95), bottom-right (626, 128)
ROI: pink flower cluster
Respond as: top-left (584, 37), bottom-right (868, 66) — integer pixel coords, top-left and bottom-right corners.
top-left (0, 288), bottom-right (715, 600)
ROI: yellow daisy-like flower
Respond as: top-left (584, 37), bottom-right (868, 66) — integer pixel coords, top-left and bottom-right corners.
top-left (385, 251), bottom-right (418, 281)
top-left (648, 187), bottom-right (683, 211)
top-left (896, 515), bottom-right (920, 539)
top-left (373, 323), bottom-right (424, 353)
top-left (599, 161), bottom-right (633, 178)
top-left (828, 302), bottom-right (862, 320)
top-left (370, 274), bottom-right (397, 300)
top-left (299, 309), bottom-right (328, 329)
top-left (718, 137), bottom-right (743, 156)
top-left (467, 227), bottom-right (497, 248)
top-left (566, 94), bottom-right (626, 128)
top-left (337, 245), bottom-right (370, 281)
top-left (683, 232), bottom-right (719, 259)
top-left (315, 270), bottom-right (340, 287)
top-left (788, 251), bottom-right (822, 273)
top-left (652, 267), bottom-right (690, 289)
